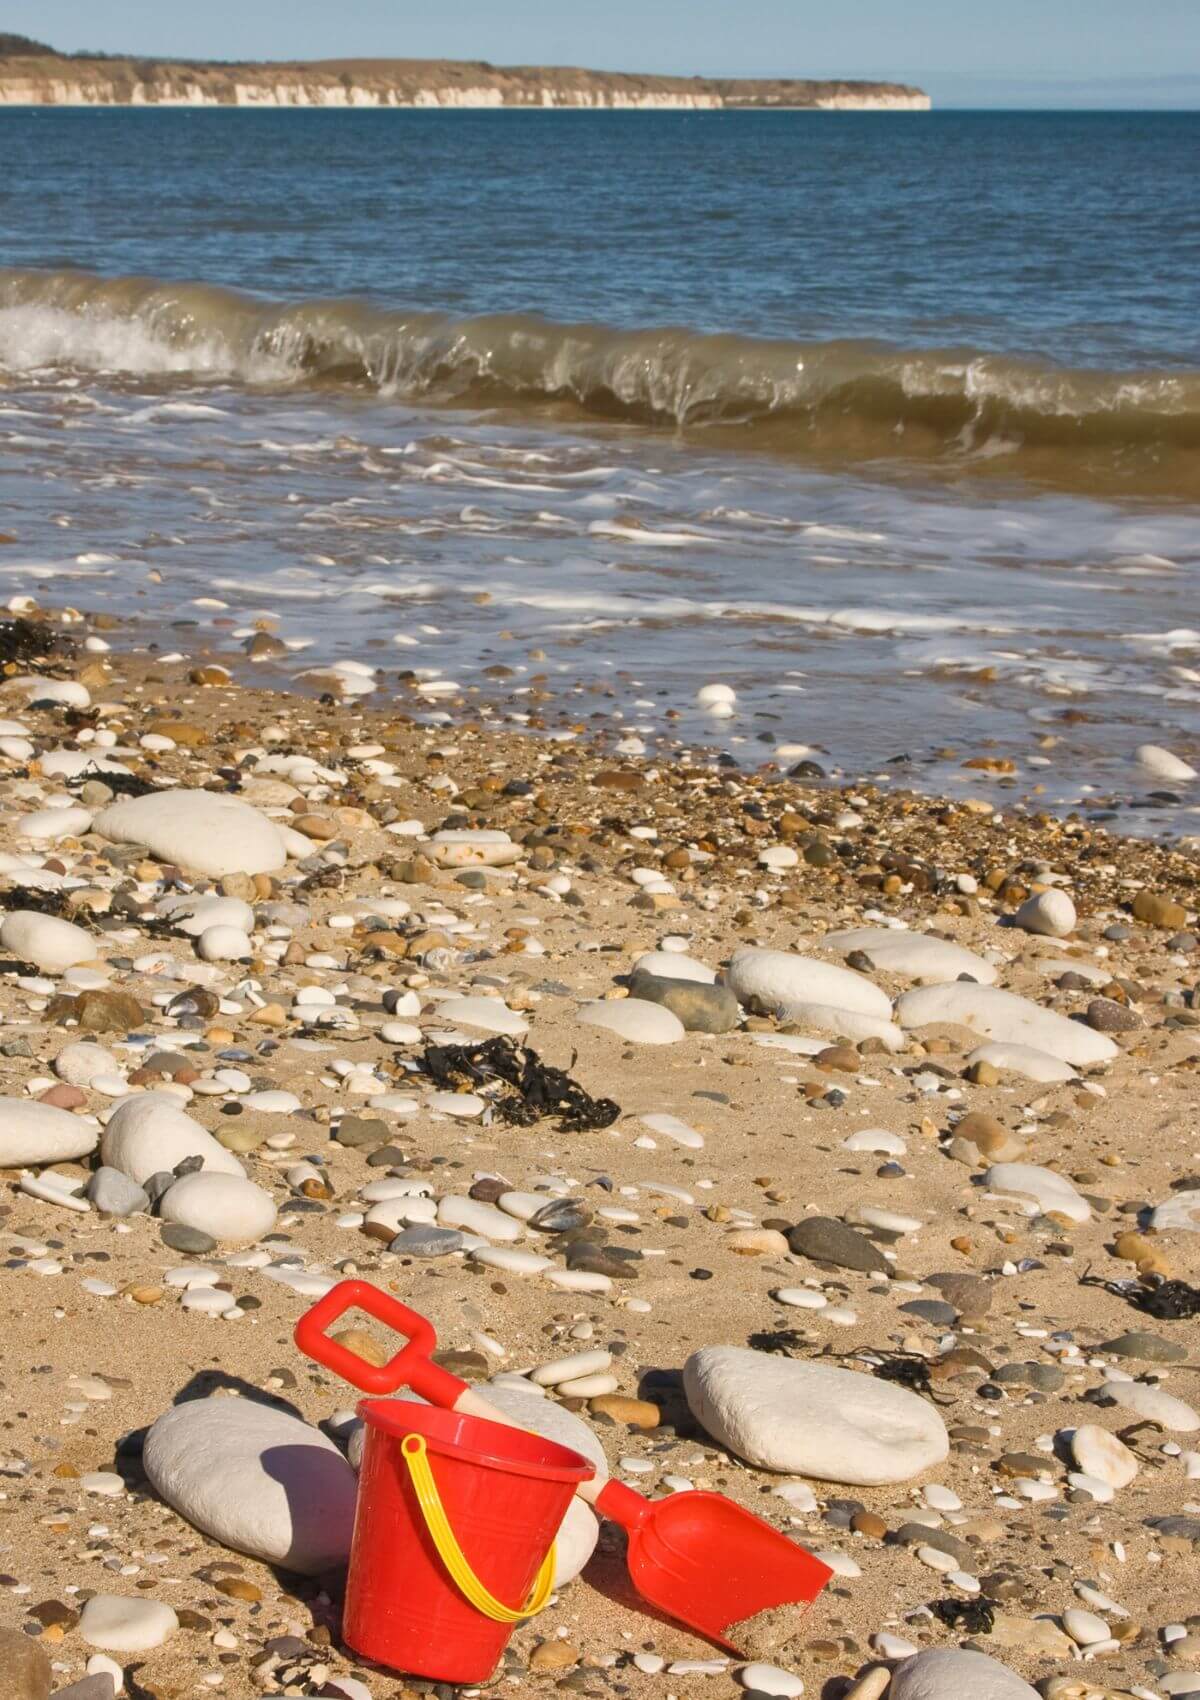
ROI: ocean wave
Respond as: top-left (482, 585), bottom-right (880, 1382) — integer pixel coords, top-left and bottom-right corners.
top-left (3, 267), bottom-right (1200, 494)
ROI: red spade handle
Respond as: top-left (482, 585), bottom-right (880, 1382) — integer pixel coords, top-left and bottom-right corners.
top-left (293, 1279), bottom-right (470, 1407)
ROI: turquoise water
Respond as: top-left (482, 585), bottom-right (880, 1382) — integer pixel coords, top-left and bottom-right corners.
top-left (0, 109), bottom-right (1198, 829)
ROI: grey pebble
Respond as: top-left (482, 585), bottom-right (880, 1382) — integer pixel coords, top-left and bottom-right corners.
top-left (787, 1216), bottom-right (890, 1274)
top-left (899, 1298), bottom-right (957, 1326)
top-left (86, 1167), bottom-right (150, 1218)
top-left (626, 970), bottom-right (741, 1034)
top-left (388, 1226), bottom-right (465, 1258)
top-left (1103, 1330), bottom-right (1188, 1364)
top-left (160, 1222), bottom-right (218, 1254)
top-left (992, 1361), bottom-right (1065, 1391)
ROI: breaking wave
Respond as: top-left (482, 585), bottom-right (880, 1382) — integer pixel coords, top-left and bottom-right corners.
top-left (3, 266), bottom-right (1200, 494)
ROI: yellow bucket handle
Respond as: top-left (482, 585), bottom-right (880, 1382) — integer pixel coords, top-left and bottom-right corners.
top-left (400, 1433), bottom-right (557, 1623)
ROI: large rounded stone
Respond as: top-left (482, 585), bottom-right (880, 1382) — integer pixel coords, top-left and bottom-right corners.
top-left (889, 1648), bottom-right (1037, 1700)
top-left (1137, 743), bottom-right (1197, 782)
top-left (94, 790), bottom-right (288, 878)
top-left (725, 948), bottom-right (893, 1019)
top-left (100, 1093), bottom-right (245, 1184)
top-left (433, 995), bottom-right (529, 1036)
top-left (683, 1347), bottom-right (948, 1484)
top-left (630, 950), bottom-right (716, 984)
top-left (896, 982), bottom-right (1116, 1068)
top-left (1010, 889), bottom-right (1076, 938)
top-left (0, 1098), bottom-right (99, 1168)
top-left (578, 998), bottom-right (685, 1045)
top-left (984, 1161), bottom-right (1091, 1224)
top-left (159, 1172), bottom-right (277, 1244)
top-left (963, 1042), bottom-right (1076, 1084)
top-left (823, 928), bottom-right (998, 986)
top-left (144, 1397), bottom-right (358, 1573)
top-left (0, 910), bottom-right (97, 973)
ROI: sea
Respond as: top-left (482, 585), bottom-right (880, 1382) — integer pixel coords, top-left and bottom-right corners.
top-left (1, 107), bottom-right (1199, 835)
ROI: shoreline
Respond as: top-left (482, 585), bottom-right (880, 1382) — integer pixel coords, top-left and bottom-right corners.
top-left (1, 598), bottom-right (1199, 1695)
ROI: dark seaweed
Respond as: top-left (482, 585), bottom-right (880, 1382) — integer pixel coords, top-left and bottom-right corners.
top-left (0, 886), bottom-right (75, 920)
top-left (67, 767), bottom-right (160, 798)
top-left (1128, 1276), bottom-right (1200, 1321)
top-left (933, 1597), bottom-right (995, 1634)
top-left (0, 617), bottom-right (74, 668)
top-left (1080, 1267), bottom-right (1200, 1321)
top-left (868, 1350), bottom-right (958, 1407)
top-left (418, 1035), bottom-right (619, 1133)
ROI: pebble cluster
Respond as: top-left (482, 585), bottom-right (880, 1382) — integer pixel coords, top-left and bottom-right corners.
top-left (0, 607), bottom-right (1198, 1700)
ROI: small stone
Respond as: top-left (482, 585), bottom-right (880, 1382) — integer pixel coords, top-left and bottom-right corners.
top-left (72, 989), bottom-right (146, 1033)
top-left (627, 971), bottom-right (741, 1033)
top-left (87, 1167), bottom-right (150, 1217)
top-left (0, 910), bottom-right (97, 974)
top-left (0, 1626), bottom-right (51, 1699)
top-left (1102, 1330), bottom-right (1188, 1364)
top-left (1061, 1607), bottom-right (1110, 1647)
top-left (900, 1299), bottom-right (957, 1327)
top-left (851, 1510), bottom-right (888, 1539)
top-left (0, 1098), bottom-right (99, 1167)
top-left (389, 1226), bottom-right (465, 1258)
top-left (213, 1576), bottom-right (263, 1602)
top-left (51, 1678), bottom-right (116, 1700)
top-left (1011, 889), bottom-right (1076, 938)
top-left (578, 998), bottom-right (686, 1045)
top-left (893, 1523), bottom-right (973, 1567)
top-left (1132, 890), bottom-right (1187, 929)
top-left (736, 1664), bottom-right (804, 1697)
top-left (588, 1395), bottom-right (660, 1429)
top-left (335, 1115), bottom-right (390, 1150)
top-left (332, 1328), bottom-right (390, 1369)
top-left (726, 1228), bottom-right (792, 1257)
top-left (992, 1362), bottom-right (1064, 1392)
top-left (78, 1595), bottom-right (179, 1652)
top-left (529, 1640), bottom-right (581, 1672)
top-left (951, 1112), bottom-right (1026, 1163)
top-left (926, 1272), bottom-right (992, 1315)
top-left (1086, 997), bottom-right (1141, 1033)
top-left (890, 1648), bottom-right (1038, 1699)
top-left (160, 1223), bottom-right (218, 1255)
top-left (787, 1217), bottom-right (889, 1274)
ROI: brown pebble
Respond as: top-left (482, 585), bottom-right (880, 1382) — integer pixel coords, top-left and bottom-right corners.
top-left (588, 1395), bottom-right (660, 1430)
top-left (529, 1640), bottom-right (581, 1671)
top-left (213, 1576), bottom-right (262, 1602)
top-left (332, 1328), bottom-right (390, 1368)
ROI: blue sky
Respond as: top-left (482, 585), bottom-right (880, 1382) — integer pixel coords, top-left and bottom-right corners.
top-left (7, 0), bottom-right (1200, 107)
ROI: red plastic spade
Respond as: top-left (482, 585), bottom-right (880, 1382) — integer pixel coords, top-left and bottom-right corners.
top-left (295, 1280), bottom-right (833, 1651)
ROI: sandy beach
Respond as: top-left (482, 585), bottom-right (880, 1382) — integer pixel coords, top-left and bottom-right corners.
top-left (0, 602), bottom-right (1197, 1700)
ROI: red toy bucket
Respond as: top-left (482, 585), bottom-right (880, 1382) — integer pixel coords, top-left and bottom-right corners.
top-left (344, 1398), bottom-right (594, 1682)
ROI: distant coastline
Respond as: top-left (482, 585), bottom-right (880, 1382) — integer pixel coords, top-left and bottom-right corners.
top-left (0, 37), bottom-right (930, 110)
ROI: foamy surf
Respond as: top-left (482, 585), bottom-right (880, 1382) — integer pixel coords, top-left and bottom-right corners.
top-left (4, 267), bottom-right (1200, 495)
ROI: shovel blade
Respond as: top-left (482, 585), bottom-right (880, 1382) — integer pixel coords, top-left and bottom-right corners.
top-left (625, 1491), bottom-right (832, 1650)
